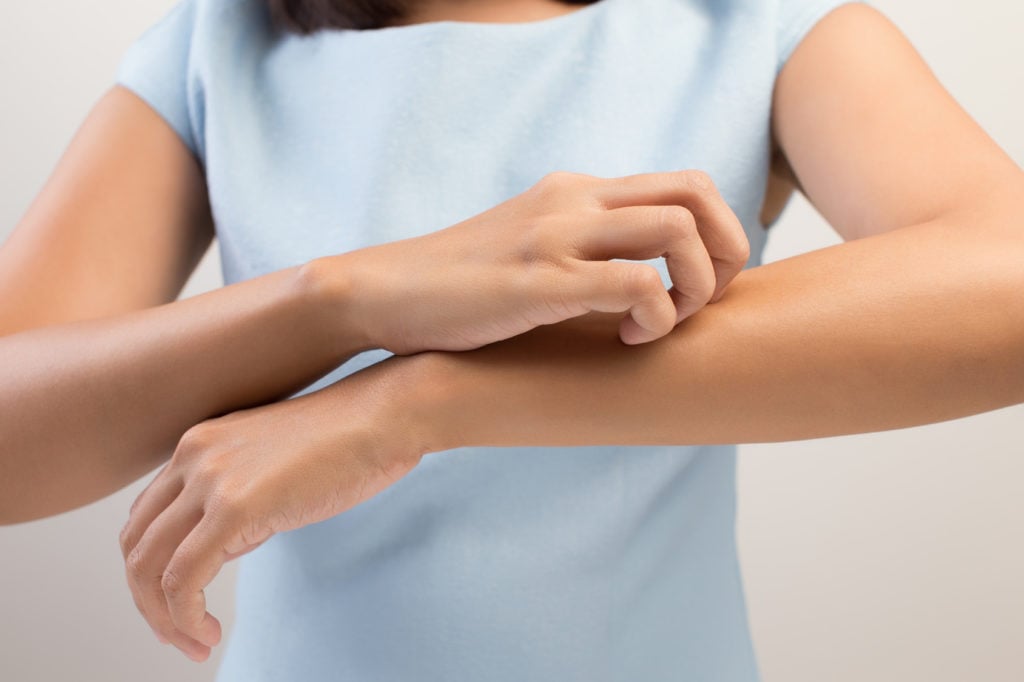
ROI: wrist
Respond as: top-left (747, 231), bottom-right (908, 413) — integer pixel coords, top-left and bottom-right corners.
top-left (395, 350), bottom-right (470, 457)
top-left (295, 255), bottom-right (378, 359)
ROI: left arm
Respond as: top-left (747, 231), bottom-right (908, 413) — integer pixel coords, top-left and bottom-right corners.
top-left (412, 2), bottom-right (1024, 449)
top-left (414, 210), bottom-right (1024, 450)
top-left (118, 3), bottom-right (1024, 661)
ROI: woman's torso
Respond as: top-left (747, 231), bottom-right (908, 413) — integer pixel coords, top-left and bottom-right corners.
top-left (113, 0), bottom-right (835, 677)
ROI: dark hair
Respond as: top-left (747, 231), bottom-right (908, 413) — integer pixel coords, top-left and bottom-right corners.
top-left (266, 0), bottom-right (601, 34)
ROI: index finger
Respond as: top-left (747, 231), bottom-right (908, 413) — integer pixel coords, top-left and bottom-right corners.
top-left (592, 169), bottom-right (751, 300)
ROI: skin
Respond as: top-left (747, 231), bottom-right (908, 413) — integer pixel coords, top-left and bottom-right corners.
top-left (0, 112), bottom-right (744, 529)
top-left (2, 0), bottom-right (1022, 665)
top-left (1, 0), bottom-right (746, 659)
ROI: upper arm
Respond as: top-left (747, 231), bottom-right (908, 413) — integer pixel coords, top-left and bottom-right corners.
top-left (771, 2), bottom-right (1024, 240)
top-left (0, 84), bottom-right (214, 336)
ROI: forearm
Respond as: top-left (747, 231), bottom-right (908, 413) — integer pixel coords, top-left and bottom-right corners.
top-left (0, 258), bottom-right (369, 524)
top-left (416, 213), bottom-right (1024, 451)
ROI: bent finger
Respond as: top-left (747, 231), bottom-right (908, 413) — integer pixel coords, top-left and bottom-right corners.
top-left (592, 169), bottom-right (749, 298)
top-left (572, 204), bottom-right (691, 261)
top-left (573, 204), bottom-right (717, 320)
top-left (163, 511), bottom-right (247, 650)
top-left (569, 259), bottom-right (677, 344)
top-left (125, 497), bottom-right (209, 660)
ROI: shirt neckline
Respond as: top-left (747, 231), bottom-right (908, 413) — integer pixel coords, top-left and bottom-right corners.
top-left (345, 0), bottom-right (616, 36)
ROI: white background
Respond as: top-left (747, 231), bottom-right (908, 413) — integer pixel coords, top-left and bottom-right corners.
top-left (1, 1), bottom-right (1021, 680)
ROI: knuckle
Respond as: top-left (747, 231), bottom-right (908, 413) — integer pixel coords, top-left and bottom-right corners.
top-left (533, 170), bottom-right (591, 196)
top-left (533, 171), bottom-right (565, 194)
top-left (161, 567), bottom-right (186, 597)
top-left (516, 217), bottom-right (562, 264)
top-left (517, 257), bottom-right (554, 294)
top-left (174, 424), bottom-right (214, 463)
top-left (125, 546), bottom-right (148, 578)
top-left (541, 170), bottom-right (578, 185)
top-left (657, 205), bottom-right (697, 240)
top-left (683, 169), bottom-right (715, 193)
top-left (623, 264), bottom-right (664, 300)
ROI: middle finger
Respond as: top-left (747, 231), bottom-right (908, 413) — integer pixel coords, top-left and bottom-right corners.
top-left (125, 498), bottom-right (210, 661)
top-left (592, 170), bottom-right (749, 297)
top-left (576, 204), bottom-right (717, 323)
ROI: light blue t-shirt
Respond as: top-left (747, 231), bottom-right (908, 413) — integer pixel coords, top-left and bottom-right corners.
top-left (115, 0), bottom-right (861, 679)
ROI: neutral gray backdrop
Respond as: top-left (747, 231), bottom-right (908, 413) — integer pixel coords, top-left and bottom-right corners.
top-left (1, 1), bottom-right (1021, 680)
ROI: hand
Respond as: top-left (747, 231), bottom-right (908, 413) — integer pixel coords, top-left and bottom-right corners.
top-left (321, 169), bottom-right (750, 355)
top-left (117, 355), bottom-right (428, 662)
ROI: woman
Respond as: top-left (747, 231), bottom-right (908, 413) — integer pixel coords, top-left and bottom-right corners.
top-left (1, 0), bottom-right (1021, 679)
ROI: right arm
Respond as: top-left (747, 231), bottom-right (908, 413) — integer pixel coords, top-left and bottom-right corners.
top-left (2, 87), bottom-right (749, 525)
top-left (0, 87), bottom-right (371, 524)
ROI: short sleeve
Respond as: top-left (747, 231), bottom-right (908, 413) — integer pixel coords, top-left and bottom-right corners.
top-left (776, 0), bottom-right (870, 75)
top-left (114, 0), bottom-right (201, 160)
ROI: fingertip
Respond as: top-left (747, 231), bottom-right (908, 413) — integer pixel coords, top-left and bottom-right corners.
top-left (182, 637), bottom-right (213, 662)
top-left (618, 316), bottom-right (647, 345)
top-left (201, 612), bottom-right (222, 647)
top-left (169, 627), bottom-right (214, 661)
top-left (668, 288), bottom-right (699, 324)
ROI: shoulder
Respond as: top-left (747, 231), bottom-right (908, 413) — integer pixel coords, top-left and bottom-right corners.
top-left (119, 0), bottom-right (270, 62)
top-left (113, 0), bottom-right (273, 162)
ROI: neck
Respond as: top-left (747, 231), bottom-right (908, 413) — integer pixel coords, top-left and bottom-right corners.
top-left (387, 0), bottom-right (592, 27)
